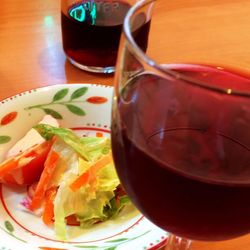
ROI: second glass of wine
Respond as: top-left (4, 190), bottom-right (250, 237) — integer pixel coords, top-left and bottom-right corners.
top-left (111, 0), bottom-right (250, 249)
top-left (61, 0), bottom-right (147, 73)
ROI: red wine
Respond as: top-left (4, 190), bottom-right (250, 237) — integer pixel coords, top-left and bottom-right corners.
top-left (61, 1), bottom-right (150, 68)
top-left (111, 64), bottom-right (250, 241)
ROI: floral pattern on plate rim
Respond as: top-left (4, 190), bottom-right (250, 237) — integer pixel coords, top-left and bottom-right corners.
top-left (0, 85), bottom-right (110, 144)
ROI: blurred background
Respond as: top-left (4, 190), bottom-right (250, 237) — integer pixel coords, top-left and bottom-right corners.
top-left (0, 0), bottom-right (113, 100)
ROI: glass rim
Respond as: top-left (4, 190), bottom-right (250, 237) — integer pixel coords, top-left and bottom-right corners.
top-left (123, 0), bottom-right (250, 97)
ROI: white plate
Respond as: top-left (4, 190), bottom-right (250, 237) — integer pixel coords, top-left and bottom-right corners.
top-left (0, 84), bottom-right (167, 250)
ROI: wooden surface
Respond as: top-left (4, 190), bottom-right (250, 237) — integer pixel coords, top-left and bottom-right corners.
top-left (1, 0), bottom-right (250, 249)
top-left (0, 0), bottom-right (113, 101)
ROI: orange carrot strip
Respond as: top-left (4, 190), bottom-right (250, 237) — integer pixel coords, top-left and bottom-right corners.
top-left (29, 150), bottom-right (59, 210)
top-left (42, 187), bottom-right (57, 225)
top-left (0, 158), bottom-right (18, 177)
top-left (70, 171), bottom-right (90, 192)
top-left (69, 154), bottom-right (112, 192)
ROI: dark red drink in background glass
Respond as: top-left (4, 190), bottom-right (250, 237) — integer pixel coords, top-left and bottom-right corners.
top-left (111, 64), bottom-right (250, 241)
top-left (61, 0), bottom-right (150, 73)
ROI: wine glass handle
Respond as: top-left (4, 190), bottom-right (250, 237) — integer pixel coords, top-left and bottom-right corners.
top-left (163, 234), bottom-right (192, 250)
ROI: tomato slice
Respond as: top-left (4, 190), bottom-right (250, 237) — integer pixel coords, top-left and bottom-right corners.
top-left (65, 215), bottom-right (80, 226)
top-left (0, 141), bottom-right (53, 186)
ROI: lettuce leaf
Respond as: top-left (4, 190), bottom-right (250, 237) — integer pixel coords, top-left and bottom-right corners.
top-left (33, 124), bottom-right (111, 162)
top-left (53, 158), bottom-right (121, 239)
top-left (104, 195), bottom-right (130, 218)
top-left (80, 137), bottom-right (111, 162)
top-left (34, 124), bottom-right (90, 161)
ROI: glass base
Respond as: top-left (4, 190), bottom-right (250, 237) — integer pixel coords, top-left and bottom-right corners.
top-left (67, 57), bottom-right (115, 74)
top-left (163, 235), bottom-right (192, 250)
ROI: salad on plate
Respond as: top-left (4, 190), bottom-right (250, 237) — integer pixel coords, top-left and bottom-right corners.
top-left (0, 115), bottom-right (130, 240)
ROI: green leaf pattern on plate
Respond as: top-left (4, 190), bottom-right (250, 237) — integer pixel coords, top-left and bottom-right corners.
top-left (4, 220), bottom-right (14, 233)
top-left (70, 87), bottom-right (88, 100)
top-left (105, 238), bottom-right (129, 243)
top-left (74, 231), bottom-right (150, 249)
top-left (0, 221), bottom-right (27, 243)
top-left (66, 104), bottom-right (86, 116)
top-left (0, 136), bottom-right (11, 144)
top-left (103, 247), bottom-right (117, 250)
top-left (53, 88), bottom-right (69, 102)
top-left (24, 87), bottom-right (106, 119)
top-left (44, 109), bottom-right (63, 119)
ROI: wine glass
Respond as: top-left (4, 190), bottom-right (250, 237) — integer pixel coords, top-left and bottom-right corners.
top-left (111, 0), bottom-right (250, 249)
top-left (61, 0), bottom-right (143, 73)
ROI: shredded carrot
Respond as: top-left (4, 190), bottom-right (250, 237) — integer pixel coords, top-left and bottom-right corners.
top-left (42, 186), bottom-right (57, 225)
top-left (0, 159), bottom-right (18, 177)
top-left (29, 150), bottom-right (59, 211)
top-left (88, 175), bottom-right (98, 194)
top-left (70, 154), bottom-right (112, 192)
top-left (70, 171), bottom-right (90, 192)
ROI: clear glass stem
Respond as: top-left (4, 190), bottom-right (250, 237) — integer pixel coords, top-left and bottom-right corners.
top-left (164, 234), bottom-right (192, 250)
